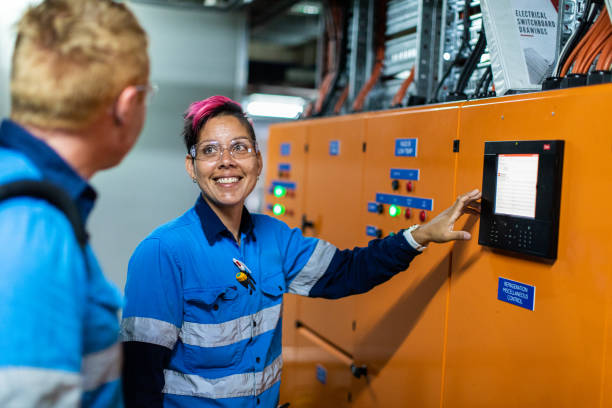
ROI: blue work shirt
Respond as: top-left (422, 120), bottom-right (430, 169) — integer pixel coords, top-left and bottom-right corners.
top-left (0, 119), bottom-right (123, 407)
top-left (121, 194), bottom-right (420, 407)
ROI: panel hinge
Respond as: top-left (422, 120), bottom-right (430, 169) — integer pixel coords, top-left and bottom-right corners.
top-left (304, 143), bottom-right (309, 153)
top-left (453, 139), bottom-right (460, 152)
top-left (362, 142), bottom-right (367, 152)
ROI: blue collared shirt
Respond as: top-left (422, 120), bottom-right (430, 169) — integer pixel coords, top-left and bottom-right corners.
top-left (0, 119), bottom-right (97, 220)
top-left (121, 194), bottom-right (420, 407)
top-left (0, 119), bottom-right (123, 407)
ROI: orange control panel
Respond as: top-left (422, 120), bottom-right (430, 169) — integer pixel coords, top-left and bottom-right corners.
top-left (266, 84), bottom-right (612, 408)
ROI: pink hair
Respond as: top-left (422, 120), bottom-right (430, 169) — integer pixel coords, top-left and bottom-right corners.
top-left (186, 95), bottom-right (244, 131)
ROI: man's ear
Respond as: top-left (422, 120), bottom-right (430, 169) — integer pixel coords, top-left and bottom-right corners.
top-left (114, 86), bottom-right (141, 126)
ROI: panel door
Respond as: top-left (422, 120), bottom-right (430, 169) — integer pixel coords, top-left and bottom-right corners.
top-left (264, 122), bottom-right (308, 229)
top-left (265, 122), bottom-right (308, 405)
top-left (296, 115), bottom-right (368, 356)
top-left (351, 105), bottom-right (461, 408)
top-left (444, 85), bottom-right (612, 407)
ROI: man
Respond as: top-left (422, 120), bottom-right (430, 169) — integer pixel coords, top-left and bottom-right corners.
top-left (0, 1), bottom-right (150, 406)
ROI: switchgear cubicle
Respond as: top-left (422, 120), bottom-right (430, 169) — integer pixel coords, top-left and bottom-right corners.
top-left (264, 84), bottom-right (612, 407)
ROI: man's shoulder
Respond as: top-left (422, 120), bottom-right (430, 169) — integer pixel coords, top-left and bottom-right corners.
top-left (0, 148), bottom-right (41, 184)
top-left (0, 148), bottom-right (81, 258)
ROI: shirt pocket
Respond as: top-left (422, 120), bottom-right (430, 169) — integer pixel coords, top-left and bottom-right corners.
top-left (261, 272), bottom-right (286, 304)
top-left (181, 285), bottom-right (243, 369)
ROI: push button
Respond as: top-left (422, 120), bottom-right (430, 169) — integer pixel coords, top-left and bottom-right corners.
top-left (391, 180), bottom-right (399, 191)
top-left (419, 210), bottom-right (427, 222)
top-left (406, 181), bottom-right (413, 192)
top-left (404, 208), bottom-right (411, 219)
top-left (377, 204), bottom-right (384, 214)
top-left (256, 357), bottom-right (260, 363)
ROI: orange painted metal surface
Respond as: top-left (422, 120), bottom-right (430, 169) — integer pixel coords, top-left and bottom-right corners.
top-left (297, 115), bottom-right (367, 355)
top-left (268, 84), bottom-right (612, 407)
top-left (264, 122), bottom-right (308, 229)
top-left (351, 105), bottom-right (461, 408)
top-left (444, 84), bottom-right (612, 408)
top-left (264, 122), bottom-right (308, 406)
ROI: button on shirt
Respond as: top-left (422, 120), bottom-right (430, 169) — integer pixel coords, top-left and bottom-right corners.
top-left (121, 195), bottom-right (420, 407)
top-left (0, 119), bottom-right (123, 407)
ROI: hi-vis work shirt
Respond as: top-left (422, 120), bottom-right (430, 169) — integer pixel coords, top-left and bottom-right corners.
top-left (0, 120), bottom-right (123, 407)
top-left (121, 195), bottom-right (421, 407)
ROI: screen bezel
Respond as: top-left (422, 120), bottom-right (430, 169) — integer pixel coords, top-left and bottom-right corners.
top-left (479, 140), bottom-right (564, 259)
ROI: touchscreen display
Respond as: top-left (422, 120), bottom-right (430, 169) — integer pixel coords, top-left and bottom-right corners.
top-left (494, 154), bottom-right (539, 218)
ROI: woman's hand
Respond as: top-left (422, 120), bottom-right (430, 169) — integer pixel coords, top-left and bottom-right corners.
top-left (411, 189), bottom-right (481, 246)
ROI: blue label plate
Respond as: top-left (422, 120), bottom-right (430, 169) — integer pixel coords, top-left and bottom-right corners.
top-left (316, 364), bottom-right (327, 385)
top-left (367, 202), bottom-right (379, 213)
top-left (497, 277), bottom-right (535, 311)
top-left (366, 225), bottom-right (379, 237)
top-left (280, 143), bottom-right (291, 156)
top-left (390, 168), bottom-right (420, 180)
top-left (375, 193), bottom-right (433, 211)
top-left (395, 138), bottom-right (418, 157)
top-left (329, 140), bottom-right (340, 156)
top-left (278, 163), bottom-right (291, 172)
top-left (269, 180), bottom-right (296, 193)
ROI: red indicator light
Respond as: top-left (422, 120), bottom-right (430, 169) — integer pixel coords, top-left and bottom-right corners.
top-left (543, 144), bottom-right (551, 150)
top-left (406, 181), bottom-right (413, 192)
top-left (419, 210), bottom-right (427, 222)
top-left (404, 208), bottom-right (411, 219)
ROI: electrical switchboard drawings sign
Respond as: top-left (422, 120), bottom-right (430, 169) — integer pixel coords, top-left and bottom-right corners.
top-left (495, 154), bottom-right (539, 218)
top-left (497, 277), bottom-right (535, 311)
top-left (395, 138), bottom-right (418, 157)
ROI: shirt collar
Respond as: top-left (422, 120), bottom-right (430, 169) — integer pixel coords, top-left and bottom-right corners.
top-left (0, 119), bottom-right (97, 221)
top-left (195, 194), bottom-right (255, 245)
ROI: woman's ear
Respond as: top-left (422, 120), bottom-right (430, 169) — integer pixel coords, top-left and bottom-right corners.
top-left (257, 153), bottom-right (263, 177)
top-left (185, 154), bottom-right (196, 180)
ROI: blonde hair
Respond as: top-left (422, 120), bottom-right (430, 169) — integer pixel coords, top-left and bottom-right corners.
top-left (11, 0), bottom-right (149, 130)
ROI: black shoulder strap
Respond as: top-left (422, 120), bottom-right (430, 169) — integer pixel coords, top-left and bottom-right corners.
top-left (0, 180), bottom-right (89, 247)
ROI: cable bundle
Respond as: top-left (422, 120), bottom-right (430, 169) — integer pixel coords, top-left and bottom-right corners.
top-left (545, 1), bottom-right (612, 88)
top-left (308, 0), bottom-right (349, 117)
top-left (352, 0), bottom-right (388, 112)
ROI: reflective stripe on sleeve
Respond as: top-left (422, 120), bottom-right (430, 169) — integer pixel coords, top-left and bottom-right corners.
top-left (180, 304), bottom-right (281, 348)
top-left (119, 317), bottom-right (180, 349)
top-left (81, 342), bottom-right (121, 392)
top-left (288, 239), bottom-right (336, 296)
top-left (0, 367), bottom-right (81, 407)
top-left (162, 355), bottom-right (282, 399)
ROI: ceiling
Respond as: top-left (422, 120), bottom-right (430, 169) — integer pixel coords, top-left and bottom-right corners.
top-left (130, 0), bottom-right (322, 95)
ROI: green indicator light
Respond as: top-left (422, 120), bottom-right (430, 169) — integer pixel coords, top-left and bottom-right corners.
top-left (389, 204), bottom-right (401, 217)
top-left (272, 204), bottom-right (286, 216)
top-left (273, 185), bottom-right (287, 197)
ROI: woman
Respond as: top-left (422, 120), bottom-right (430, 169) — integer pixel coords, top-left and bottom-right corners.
top-left (120, 95), bottom-right (481, 407)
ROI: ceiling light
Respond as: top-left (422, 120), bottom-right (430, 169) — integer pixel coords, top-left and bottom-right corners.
top-left (245, 94), bottom-right (305, 119)
top-left (290, 2), bottom-right (321, 15)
